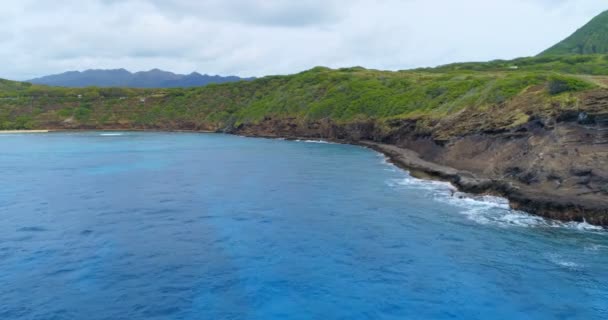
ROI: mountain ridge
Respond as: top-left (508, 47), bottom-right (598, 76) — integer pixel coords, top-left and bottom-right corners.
top-left (28, 69), bottom-right (253, 88)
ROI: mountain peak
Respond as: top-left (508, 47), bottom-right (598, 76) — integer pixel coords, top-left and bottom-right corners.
top-left (540, 10), bottom-right (608, 56)
top-left (28, 69), bottom-right (253, 88)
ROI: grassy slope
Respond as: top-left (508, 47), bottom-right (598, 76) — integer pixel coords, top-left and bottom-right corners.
top-left (0, 55), bottom-right (604, 137)
top-left (540, 10), bottom-right (608, 56)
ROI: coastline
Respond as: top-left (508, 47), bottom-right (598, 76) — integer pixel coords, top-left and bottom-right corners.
top-left (0, 129), bottom-right (217, 134)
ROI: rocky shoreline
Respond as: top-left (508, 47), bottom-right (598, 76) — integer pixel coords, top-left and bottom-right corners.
top-left (358, 141), bottom-right (608, 227)
top-left (230, 114), bottom-right (608, 227)
top-left (237, 132), bottom-right (608, 228)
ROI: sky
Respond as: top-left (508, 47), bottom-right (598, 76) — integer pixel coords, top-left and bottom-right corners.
top-left (1, 0), bottom-right (606, 80)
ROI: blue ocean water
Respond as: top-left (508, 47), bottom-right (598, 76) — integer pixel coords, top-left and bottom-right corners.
top-left (0, 132), bottom-right (607, 320)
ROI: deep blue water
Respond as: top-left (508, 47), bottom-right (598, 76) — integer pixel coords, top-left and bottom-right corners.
top-left (0, 132), bottom-right (607, 320)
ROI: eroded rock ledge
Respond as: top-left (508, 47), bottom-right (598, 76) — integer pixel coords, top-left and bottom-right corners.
top-left (360, 141), bottom-right (608, 227)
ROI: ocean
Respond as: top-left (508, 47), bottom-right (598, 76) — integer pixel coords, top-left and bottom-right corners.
top-left (1, 132), bottom-right (606, 319)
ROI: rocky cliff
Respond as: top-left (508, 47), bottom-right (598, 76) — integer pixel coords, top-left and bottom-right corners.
top-left (230, 92), bottom-right (608, 226)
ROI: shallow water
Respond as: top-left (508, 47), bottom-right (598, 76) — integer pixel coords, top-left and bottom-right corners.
top-left (0, 132), bottom-right (607, 319)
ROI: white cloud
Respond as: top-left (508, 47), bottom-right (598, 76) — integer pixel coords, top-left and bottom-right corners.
top-left (1, 0), bottom-right (605, 80)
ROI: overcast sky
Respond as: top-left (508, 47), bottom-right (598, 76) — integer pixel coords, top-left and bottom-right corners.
top-left (1, 0), bottom-right (606, 80)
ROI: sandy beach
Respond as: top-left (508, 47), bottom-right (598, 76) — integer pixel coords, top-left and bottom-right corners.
top-left (0, 130), bottom-right (50, 134)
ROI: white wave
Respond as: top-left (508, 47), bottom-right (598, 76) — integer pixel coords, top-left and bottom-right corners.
top-left (378, 154), bottom-right (391, 165)
top-left (377, 154), bottom-right (399, 172)
top-left (555, 260), bottom-right (581, 269)
top-left (584, 244), bottom-right (606, 252)
top-left (387, 176), bottom-right (456, 192)
top-left (295, 139), bottom-right (333, 144)
top-left (434, 191), bottom-right (548, 228)
top-left (563, 220), bottom-right (605, 232)
top-left (99, 133), bottom-right (124, 136)
top-left (385, 171), bottom-right (606, 232)
top-left (546, 254), bottom-right (582, 269)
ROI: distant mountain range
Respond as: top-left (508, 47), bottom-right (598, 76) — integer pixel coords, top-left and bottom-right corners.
top-left (540, 10), bottom-right (608, 56)
top-left (28, 69), bottom-right (254, 88)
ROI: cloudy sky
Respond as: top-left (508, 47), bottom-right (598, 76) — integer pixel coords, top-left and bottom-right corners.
top-left (1, 0), bottom-right (606, 80)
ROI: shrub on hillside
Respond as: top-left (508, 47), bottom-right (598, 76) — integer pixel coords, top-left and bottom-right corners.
top-left (547, 76), bottom-right (594, 95)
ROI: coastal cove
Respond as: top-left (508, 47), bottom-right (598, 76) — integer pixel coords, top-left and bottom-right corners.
top-left (1, 131), bottom-right (607, 319)
top-left (3, 56), bottom-right (608, 227)
top-left (3, 128), bottom-right (608, 228)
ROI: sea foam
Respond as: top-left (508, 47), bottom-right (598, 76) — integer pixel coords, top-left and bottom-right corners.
top-left (99, 133), bottom-right (125, 136)
top-left (295, 139), bottom-right (333, 144)
top-left (384, 161), bottom-right (606, 232)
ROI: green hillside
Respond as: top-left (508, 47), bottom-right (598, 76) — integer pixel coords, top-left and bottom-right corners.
top-left (540, 10), bottom-right (608, 56)
top-left (0, 55), bottom-right (603, 139)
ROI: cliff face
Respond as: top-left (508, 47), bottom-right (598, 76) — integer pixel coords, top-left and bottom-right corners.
top-left (230, 93), bottom-right (608, 226)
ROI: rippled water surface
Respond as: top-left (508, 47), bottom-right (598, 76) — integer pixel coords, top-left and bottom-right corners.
top-left (1, 132), bottom-right (607, 319)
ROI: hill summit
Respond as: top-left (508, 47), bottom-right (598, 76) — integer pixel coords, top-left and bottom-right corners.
top-left (540, 10), bottom-right (608, 56)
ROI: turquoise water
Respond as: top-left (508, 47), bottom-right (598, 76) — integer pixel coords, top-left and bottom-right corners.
top-left (0, 132), bottom-right (607, 319)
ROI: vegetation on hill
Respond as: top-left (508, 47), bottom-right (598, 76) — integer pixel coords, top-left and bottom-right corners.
top-left (425, 54), bottom-right (608, 75)
top-left (540, 10), bottom-right (608, 56)
top-left (0, 54), bottom-right (602, 136)
top-left (3, 10), bottom-right (608, 135)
